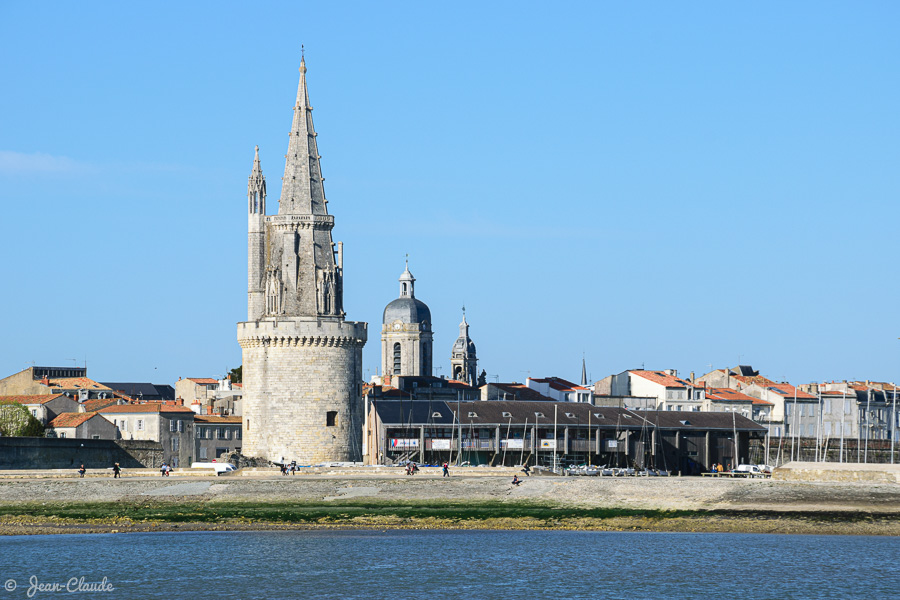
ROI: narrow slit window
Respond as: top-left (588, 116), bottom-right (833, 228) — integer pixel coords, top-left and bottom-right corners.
top-left (326, 411), bottom-right (338, 427)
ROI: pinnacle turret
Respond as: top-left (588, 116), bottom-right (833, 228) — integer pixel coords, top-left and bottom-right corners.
top-left (248, 145), bottom-right (266, 215)
top-left (279, 55), bottom-right (327, 215)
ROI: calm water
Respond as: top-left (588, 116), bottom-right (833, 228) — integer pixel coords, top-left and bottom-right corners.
top-left (1, 530), bottom-right (897, 599)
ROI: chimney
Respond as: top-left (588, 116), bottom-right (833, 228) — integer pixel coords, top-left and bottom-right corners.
top-left (41, 375), bottom-right (49, 386)
top-left (689, 371), bottom-right (695, 383)
top-left (177, 398), bottom-right (184, 406)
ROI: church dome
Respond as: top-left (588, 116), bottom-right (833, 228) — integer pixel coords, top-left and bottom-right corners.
top-left (383, 297), bottom-right (432, 327)
top-left (383, 262), bottom-right (431, 328)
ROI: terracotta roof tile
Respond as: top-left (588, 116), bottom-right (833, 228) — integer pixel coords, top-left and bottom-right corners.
top-left (45, 377), bottom-right (112, 390)
top-left (99, 404), bottom-right (194, 414)
top-left (187, 378), bottom-right (218, 385)
top-left (706, 387), bottom-right (773, 406)
top-left (630, 370), bottom-right (696, 389)
top-left (48, 412), bottom-right (100, 428)
top-left (0, 394), bottom-right (69, 405)
top-left (194, 415), bottom-right (242, 424)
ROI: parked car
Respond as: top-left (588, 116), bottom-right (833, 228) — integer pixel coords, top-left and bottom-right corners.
top-left (732, 464), bottom-right (764, 477)
top-left (190, 462), bottom-right (236, 475)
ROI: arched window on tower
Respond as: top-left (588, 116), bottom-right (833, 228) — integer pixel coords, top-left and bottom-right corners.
top-left (402, 283), bottom-right (408, 296)
top-left (393, 342), bottom-right (402, 375)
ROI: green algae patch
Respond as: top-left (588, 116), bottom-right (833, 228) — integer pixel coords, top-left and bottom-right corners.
top-left (1, 500), bottom-right (899, 535)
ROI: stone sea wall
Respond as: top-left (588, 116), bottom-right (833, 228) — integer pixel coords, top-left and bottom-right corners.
top-left (0, 437), bottom-right (163, 469)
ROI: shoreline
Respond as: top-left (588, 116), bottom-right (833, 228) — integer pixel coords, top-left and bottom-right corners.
top-left (3, 511), bottom-right (899, 537)
top-left (2, 475), bottom-right (899, 537)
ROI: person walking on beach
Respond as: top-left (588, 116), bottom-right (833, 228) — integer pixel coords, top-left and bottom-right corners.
top-left (78, 464), bottom-right (86, 478)
top-left (112, 463), bottom-right (121, 478)
top-left (442, 462), bottom-right (449, 477)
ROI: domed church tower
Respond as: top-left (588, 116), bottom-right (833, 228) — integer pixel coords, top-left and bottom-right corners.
top-left (381, 262), bottom-right (433, 378)
top-left (450, 310), bottom-right (477, 384)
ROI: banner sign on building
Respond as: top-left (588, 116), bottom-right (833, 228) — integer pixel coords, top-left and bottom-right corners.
top-left (539, 440), bottom-right (556, 449)
top-left (606, 439), bottom-right (619, 450)
top-left (501, 439), bottom-right (524, 449)
top-left (390, 438), bottom-right (419, 449)
top-left (430, 439), bottom-right (451, 450)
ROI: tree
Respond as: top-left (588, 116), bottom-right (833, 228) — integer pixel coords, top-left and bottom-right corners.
top-left (228, 365), bottom-right (242, 384)
top-left (0, 401), bottom-right (46, 437)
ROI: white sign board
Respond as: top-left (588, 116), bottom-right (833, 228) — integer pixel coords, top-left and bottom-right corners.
top-left (540, 440), bottom-right (557, 450)
top-left (390, 438), bottom-right (419, 449)
top-left (501, 439), bottom-right (524, 449)
top-left (430, 439), bottom-right (451, 450)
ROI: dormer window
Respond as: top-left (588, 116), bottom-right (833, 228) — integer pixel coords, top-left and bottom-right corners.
top-left (432, 412), bottom-right (442, 418)
top-left (534, 412), bottom-right (545, 418)
top-left (593, 413), bottom-right (603, 419)
top-left (565, 413), bottom-right (575, 419)
top-left (502, 412), bottom-right (512, 418)
top-left (467, 412), bottom-right (478, 418)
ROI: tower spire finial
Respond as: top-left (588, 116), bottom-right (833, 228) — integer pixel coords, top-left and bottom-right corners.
top-left (300, 45), bottom-right (307, 73)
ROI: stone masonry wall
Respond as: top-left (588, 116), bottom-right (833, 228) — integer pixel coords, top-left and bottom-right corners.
top-left (238, 318), bottom-right (366, 464)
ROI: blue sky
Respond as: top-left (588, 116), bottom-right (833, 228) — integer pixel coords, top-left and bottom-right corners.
top-left (1, 2), bottom-right (898, 387)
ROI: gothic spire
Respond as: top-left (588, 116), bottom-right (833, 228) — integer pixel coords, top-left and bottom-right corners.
top-left (279, 54), bottom-right (327, 215)
top-left (248, 145), bottom-right (266, 215)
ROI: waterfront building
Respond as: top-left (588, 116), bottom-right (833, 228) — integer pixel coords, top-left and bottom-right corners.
top-left (46, 411), bottom-right (117, 440)
top-left (0, 394), bottom-right (78, 425)
top-left (365, 399), bottom-right (765, 473)
top-left (194, 415), bottom-right (243, 461)
top-left (381, 263), bottom-right (433, 379)
top-left (526, 377), bottom-right (593, 403)
top-left (237, 57), bottom-right (367, 464)
top-left (98, 403), bottom-right (195, 467)
top-left (609, 370), bottom-right (706, 411)
top-left (480, 382), bottom-right (555, 402)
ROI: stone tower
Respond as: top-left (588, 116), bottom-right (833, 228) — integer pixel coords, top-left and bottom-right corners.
top-left (237, 56), bottom-right (367, 463)
top-left (450, 311), bottom-right (477, 384)
top-left (381, 262), bottom-right (433, 379)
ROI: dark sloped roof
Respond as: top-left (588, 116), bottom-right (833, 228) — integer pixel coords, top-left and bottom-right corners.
top-left (100, 382), bottom-right (175, 400)
top-left (375, 400), bottom-right (765, 432)
top-left (374, 400), bottom-right (455, 425)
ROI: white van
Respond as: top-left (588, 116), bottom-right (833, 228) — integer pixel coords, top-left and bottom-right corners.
top-left (190, 462), bottom-right (237, 475)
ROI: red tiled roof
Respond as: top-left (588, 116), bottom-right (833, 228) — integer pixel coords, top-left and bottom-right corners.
top-left (48, 412), bottom-right (100, 428)
top-left (194, 415), bottom-right (242, 424)
top-left (187, 378), bottom-right (218, 385)
top-left (706, 387), bottom-right (773, 406)
top-left (45, 377), bottom-right (112, 390)
top-left (99, 404), bottom-right (194, 414)
top-left (81, 398), bottom-right (119, 412)
top-left (763, 383), bottom-right (816, 400)
top-left (447, 380), bottom-right (475, 389)
top-left (0, 394), bottom-right (69, 405)
top-left (492, 383), bottom-right (555, 402)
top-left (630, 370), bottom-right (696, 389)
top-left (731, 374), bottom-right (777, 387)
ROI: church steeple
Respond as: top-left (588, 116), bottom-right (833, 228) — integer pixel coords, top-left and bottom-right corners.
top-left (279, 52), bottom-right (327, 216)
top-left (399, 258), bottom-right (415, 298)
